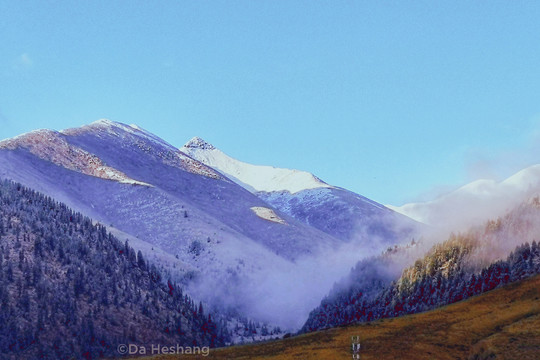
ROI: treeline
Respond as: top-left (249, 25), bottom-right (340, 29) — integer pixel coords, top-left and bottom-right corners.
top-left (302, 234), bottom-right (540, 332)
top-left (0, 180), bottom-right (227, 359)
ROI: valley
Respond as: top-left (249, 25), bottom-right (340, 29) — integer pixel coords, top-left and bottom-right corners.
top-left (133, 274), bottom-right (540, 360)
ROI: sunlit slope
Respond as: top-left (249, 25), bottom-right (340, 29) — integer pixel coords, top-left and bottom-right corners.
top-left (135, 274), bottom-right (540, 360)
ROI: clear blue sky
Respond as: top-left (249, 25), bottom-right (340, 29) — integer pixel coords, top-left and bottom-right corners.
top-left (1, 1), bottom-right (540, 205)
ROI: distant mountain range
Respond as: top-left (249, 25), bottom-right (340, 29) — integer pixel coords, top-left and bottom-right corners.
top-left (388, 165), bottom-right (540, 231)
top-left (0, 119), bottom-right (419, 329)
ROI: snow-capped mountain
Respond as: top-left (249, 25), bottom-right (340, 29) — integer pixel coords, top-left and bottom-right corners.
top-left (0, 119), bottom-right (418, 329)
top-left (182, 136), bottom-right (332, 194)
top-left (182, 136), bottom-right (420, 244)
top-left (388, 164), bottom-right (540, 231)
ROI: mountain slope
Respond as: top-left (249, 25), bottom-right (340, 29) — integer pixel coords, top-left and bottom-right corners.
top-left (258, 188), bottom-right (418, 246)
top-left (59, 120), bottom-right (339, 259)
top-left (0, 129), bottom-right (152, 186)
top-left (302, 195), bottom-right (540, 333)
top-left (0, 120), bottom-right (348, 329)
top-left (182, 136), bottom-right (421, 244)
top-left (0, 119), bottom-right (422, 330)
top-left (0, 180), bottom-right (221, 360)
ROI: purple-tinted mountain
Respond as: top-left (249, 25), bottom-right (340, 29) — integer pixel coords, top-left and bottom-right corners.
top-left (0, 121), bottom-right (343, 327)
top-left (181, 137), bottom-right (421, 246)
top-left (259, 187), bottom-right (417, 246)
top-left (63, 120), bottom-right (342, 259)
top-left (0, 120), bottom-right (338, 260)
top-left (0, 119), bottom-right (419, 330)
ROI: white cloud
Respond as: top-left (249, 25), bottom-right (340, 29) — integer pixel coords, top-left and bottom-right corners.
top-left (19, 53), bottom-right (33, 67)
top-left (11, 53), bottom-right (33, 71)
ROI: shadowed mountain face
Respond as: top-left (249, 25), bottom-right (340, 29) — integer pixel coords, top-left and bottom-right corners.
top-left (0, 119), bottom-right (419, 329)
top-left (258, 187), bottom-right (416, 246)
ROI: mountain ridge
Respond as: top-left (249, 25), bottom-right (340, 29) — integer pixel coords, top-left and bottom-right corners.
top-left (0, 119), bottom-right (419, 330)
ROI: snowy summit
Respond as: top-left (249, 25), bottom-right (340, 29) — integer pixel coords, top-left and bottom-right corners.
top-left (181, 137), bottom-right (332, 194)
top-left (184, 136), bottom-right (217, 151)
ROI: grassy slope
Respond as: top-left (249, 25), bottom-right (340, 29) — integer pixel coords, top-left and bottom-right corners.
top-left (133, 275), bottom-right (540, 360)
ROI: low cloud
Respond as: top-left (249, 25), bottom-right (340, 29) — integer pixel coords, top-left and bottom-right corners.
top-left (187, 221), bottom-right (421, 331)
top-left (393, 116), bottom-right (540, 234)
top-left (187, 241), bottom-right (373, 330)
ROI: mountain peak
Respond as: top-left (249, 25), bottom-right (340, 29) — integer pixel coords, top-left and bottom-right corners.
top-left (184, 136), bottom-right (216, 150)
top-left (182, 137), bottom-right (331, 194)
top-left (92, 118), bottom-right (117, 126)
top-left (86, 118), bottom-right (129, 131)
top-left (63, 118), bottom-right (128, 134)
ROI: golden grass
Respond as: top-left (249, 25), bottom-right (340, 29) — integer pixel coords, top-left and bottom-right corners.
top-left (131, 275), bottom-right (540, 360)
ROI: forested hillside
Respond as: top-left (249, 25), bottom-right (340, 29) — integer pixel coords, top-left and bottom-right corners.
top-left (302, 197), bottom-right (540, 332)
top-left (0, 180), bottom-right (224, 359)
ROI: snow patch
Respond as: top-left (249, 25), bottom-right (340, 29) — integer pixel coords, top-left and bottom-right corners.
top-left (250, 207), bottom-right (287, 225)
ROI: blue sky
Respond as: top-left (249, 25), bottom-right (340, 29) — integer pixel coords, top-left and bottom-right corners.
top-left (1, 1), bottom-right (540, 205)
